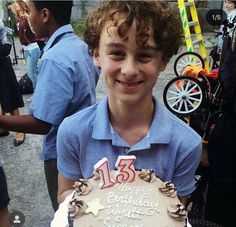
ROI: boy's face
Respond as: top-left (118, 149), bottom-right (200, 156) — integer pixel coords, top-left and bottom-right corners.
top-left (27, 1), bottom-right (45, 38)
top-left (93, 16), bottom-right (166, 105)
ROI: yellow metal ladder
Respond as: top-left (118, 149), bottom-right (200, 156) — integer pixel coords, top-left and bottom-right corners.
top-left (178, 0), bottom-right (210, 71)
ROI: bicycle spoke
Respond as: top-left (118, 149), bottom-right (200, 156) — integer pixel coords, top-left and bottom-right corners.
top-left (167, 96), bottom-right (181, 101)
top-left (180, 58), bottom-right (188, 65)
top-left (188, 96), bottom-right (202, 102)
top-left (178, 100), bottom-right (184, 111)
top-left (186, 99), bottom-right (197, 109)
top-left (189, 91), bottom-right (202, 96)
top-left (174, 83), bottom-right (181, 92)
top-left (183, 80), bottom-right (191, 92)
top-left (184, 100), bottom-right (189, 111)
top-left (171, 97), bottom-right (182, 108)
top-left (186, 83), bottom-right (199, 94)
top-left (167, 90), bottom-right (180, 96)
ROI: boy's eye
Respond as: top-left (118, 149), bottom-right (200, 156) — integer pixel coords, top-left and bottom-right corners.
top-left (109, 50), bottom-right (124, 57)
top-left (109, 50), bottom-right (125, 59)
top-left (137, 52), bottom-right (153, 62)
top-left (138, 53), bottom-right (152, 58)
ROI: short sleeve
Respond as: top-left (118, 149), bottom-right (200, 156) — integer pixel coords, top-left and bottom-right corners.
top-left (57, 120), bottom-right (82, 180)
top-left (29, 59), bottom-right (73, 125)
top-left (172, 141), bottom-right (202, 197)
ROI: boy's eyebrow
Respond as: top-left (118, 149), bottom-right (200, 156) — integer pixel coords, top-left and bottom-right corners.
top-left (105, 42), bottom-right (157, 51)
top-left (141, 46), bottom-right (158, 51)
top-left (105, 42), bottom-right (124, 49)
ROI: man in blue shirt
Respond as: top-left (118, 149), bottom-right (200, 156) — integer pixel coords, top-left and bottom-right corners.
top-left (0, 1), bottom-right (98, 211)
top-left (57, 0), bottom-right (202, 208)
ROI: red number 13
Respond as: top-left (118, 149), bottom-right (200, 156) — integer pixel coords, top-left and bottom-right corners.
top-left (94, 155), bottom-right (136, 189)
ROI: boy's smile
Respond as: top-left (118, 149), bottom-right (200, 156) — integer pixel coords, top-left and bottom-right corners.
top-left (116, 80), bottom-right (144, 89)
top-left (93, 17), bottom-right (167, 106)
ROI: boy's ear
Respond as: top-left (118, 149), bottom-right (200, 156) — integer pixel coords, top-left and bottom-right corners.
top-left (93, 49), bottom-right (101, 67)
top-left (160, 60), bottom-right (167, 72)
top-left (41, 8), bottom-right (50, 23)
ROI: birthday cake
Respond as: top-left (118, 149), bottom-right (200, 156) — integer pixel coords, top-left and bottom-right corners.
top-left (51, 156), bottom-right (187, 227)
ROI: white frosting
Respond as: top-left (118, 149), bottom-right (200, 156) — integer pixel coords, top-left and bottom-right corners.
top-left (51, 170), bottom-right (186, 227)
top-left (105, 184), bottom-right (160, 222)
top-left (50, 193), bottom-right (73, 227)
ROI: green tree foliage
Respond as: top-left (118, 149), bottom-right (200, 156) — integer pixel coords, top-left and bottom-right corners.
top-left (70, 19), bottom-right (86, 37)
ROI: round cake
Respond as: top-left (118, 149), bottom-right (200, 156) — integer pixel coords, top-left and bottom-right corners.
top-left (51, 169), bottom-right (187, 227)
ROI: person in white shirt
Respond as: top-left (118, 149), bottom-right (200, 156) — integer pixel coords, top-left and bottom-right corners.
top-left (217, 0), bottom-right (236, 53)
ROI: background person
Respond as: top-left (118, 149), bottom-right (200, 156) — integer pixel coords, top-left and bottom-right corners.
top-left (0, 160), bottom-right (11, 227)
top-left (8, 0), bottom-right (41, 93)
top-left (0, 18), bottom-right (25, 146)
top-left (217, 0), bottom-right (236, 55)
top-left (0, 0), bottom-right (98, 212)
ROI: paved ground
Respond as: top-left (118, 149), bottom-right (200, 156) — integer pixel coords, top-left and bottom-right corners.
top-left (0, 35), bottom-right (216, 227)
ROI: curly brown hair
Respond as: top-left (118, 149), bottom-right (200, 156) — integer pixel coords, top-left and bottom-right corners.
top-left (84, 0), bottom-right (183, 62)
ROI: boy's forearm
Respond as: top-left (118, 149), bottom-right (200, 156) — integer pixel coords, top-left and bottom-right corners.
top-left (58, 173), bottom-right (76, 204)
top-left (178, 195), bottom-right (189, 207)
top-left (58, 189), bottom-right (74, 204)
top-left (0, 114), bottom-right (51, 134)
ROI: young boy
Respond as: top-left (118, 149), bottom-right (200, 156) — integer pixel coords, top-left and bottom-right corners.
top-left (0, 0), bottom-right (98, 212)
top-left (57, 0), bottom-right (202, 207)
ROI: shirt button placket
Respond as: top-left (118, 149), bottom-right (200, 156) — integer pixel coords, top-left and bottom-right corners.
top-left (124, 148), bottom-right (129, 154)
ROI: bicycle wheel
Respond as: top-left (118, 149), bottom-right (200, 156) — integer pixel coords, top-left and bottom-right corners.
top-left (174, 52), bottom-right (205, 76)
top-left (163, 76), bottom-right (205, 116)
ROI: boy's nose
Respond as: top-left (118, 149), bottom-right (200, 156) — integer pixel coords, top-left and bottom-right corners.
top-left (121, 58), bottom-right (139, 77)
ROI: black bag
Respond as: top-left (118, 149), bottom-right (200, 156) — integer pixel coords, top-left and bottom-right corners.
top-left (18, 73), bottom-right (33, 94)
top-left (0, 43), bottom-right (12, 59)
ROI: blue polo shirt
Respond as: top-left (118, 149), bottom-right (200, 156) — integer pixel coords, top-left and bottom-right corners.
top-left (57, 97), bottom-right (202, 197)
top-left (29, 24), bottom-right (98, 161)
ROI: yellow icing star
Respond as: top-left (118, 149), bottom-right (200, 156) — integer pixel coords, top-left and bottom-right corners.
top-left (85, 198), bottom-right (105, 216)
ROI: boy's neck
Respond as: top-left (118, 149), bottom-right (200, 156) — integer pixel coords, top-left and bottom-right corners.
top-left (46, 23), bottom-right (61, 39)
top-left (108, 98), bottom-right (155, 146)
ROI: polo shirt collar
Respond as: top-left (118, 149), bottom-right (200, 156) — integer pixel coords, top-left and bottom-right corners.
top-left (43, 24), bottom-right (73, 53)
top-left (149, 98), bottom-right (172, 144)
top-left (92, 97), bottom-right (172, 145)
top-left (92, 97), bottom-right (112, 140)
